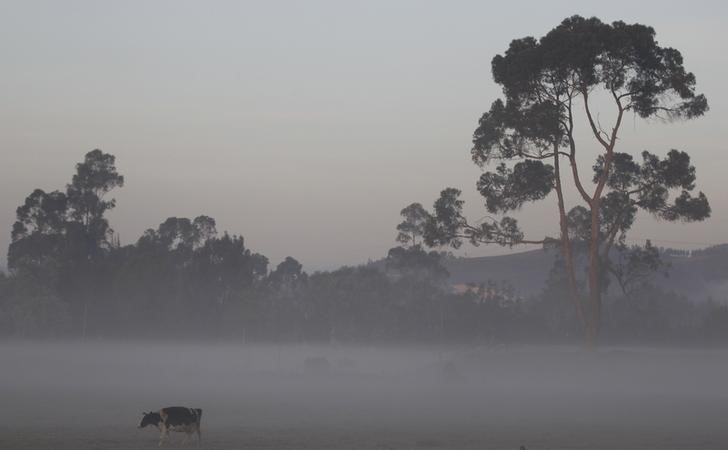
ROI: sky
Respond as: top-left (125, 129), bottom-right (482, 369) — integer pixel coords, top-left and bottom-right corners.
top-left (1, 0), bottom-right (726, 271)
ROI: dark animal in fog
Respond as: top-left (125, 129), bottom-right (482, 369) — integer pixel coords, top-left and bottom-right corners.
top-left (139, 406), bottom-right (202, 446)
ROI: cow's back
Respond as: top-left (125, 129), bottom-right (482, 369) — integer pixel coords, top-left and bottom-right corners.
top-left (160, 407), bottom-right (202, 429)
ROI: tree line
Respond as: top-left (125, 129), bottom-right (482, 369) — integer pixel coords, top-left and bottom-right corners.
top-left (1, 15), bottom-right (723, 344)
top-left (0, 149), bottom-right (726, 343)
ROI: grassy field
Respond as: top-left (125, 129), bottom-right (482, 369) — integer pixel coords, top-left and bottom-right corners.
top-left (2, 341), bottom-right (727, 449)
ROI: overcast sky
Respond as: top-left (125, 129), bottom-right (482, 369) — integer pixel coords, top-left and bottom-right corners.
top-left (1, 0), bottom-right (726, 271)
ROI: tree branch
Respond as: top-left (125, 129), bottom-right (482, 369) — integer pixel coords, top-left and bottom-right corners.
top-left (591, 90), bottom-right (626, 202)
top-left (442, 231), bottom-right (546, 246)
top-left (601, 203), bottom-right (631, 259)
top-left (582, 87), bottom-right (611, 150)
top-left (617, 91), bottom-right (638, 100)
top-left (520, 151), bottom-right (556, 160)
top-left (566, 97), bottom-right (593, 205)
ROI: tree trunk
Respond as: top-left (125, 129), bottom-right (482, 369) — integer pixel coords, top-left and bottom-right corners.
top-left (586, 202), bottom-right (602, 347)
top-left (553, 150), bottom-right (585, 328)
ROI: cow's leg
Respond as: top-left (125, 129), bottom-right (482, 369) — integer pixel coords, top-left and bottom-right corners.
top-left (196, 427), bottom-right (202, 446)
top-left (158, 425), bottom-right (169, 447)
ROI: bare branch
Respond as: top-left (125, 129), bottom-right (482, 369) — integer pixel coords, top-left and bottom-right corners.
top-left (520, 152), bottom-right (556, 160)
top-left (617, 91), bottom-right (638, 100)
top-left (591, 90), bottom-right (626, 201)
top-left (581, 87), bottom-right (611, 150)
top-left (566, 97), bottom-right (593, 205)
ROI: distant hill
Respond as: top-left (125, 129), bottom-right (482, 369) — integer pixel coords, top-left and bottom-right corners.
top-left (659, 244), bottom-right (728, 301)
top-left (439, 244), bottom-right (728, 302)
top-left (368, 244), bottom-right (728, 301)
top-left (443, 249), bottom-right (556, 295)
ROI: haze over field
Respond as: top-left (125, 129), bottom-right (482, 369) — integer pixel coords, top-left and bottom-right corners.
top-left (2, 341), bottom-right (728, 450)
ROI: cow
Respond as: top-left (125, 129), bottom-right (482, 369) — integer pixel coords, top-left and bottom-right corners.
top-left (139, 406), bottom-right (202, 446)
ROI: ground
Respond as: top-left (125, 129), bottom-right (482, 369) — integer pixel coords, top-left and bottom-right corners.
top-left (1, 341), bottom-right (727, 449)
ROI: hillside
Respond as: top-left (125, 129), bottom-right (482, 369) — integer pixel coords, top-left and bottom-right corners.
top-left (440, 244), bottom-right (728, 301)
top-left (443, 249), bottom-right (556, 295)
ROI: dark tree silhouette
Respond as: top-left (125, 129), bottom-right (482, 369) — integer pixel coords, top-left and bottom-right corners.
top-left (269, 257), bottom-right (306, 287)
top-left (607, 240), bottom-right (667, 297)
top-left (8, 189), bottom-right (68, 270)
top-left (421, 16), bottom-right (710, 345)
top-left (385, 245), bottom-right (448, 282)
top-left (66, 149), bottom-right (124, 248)
top-left (396, 203), bottom-right (431, 247)
top-left (8, 150), bottom-right (125, 336)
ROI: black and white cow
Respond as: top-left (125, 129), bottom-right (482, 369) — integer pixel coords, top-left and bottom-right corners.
top-left (139, 406), bottom-right (202, 446)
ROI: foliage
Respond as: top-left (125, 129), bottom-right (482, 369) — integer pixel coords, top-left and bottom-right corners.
top-left (385, 245), bottom-right (449, 282)
top-left (411, 15), bottom-right (709, 344)
top-left (395, 203), bottom-right (431, 247)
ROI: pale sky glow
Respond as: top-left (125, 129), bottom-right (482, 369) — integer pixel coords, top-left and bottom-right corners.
top-left (1, 0), bottom-right (726, 270)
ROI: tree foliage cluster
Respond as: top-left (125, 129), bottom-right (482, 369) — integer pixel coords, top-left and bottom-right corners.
top-left (0, 150), bottom-right (527, 341)
top-left (4, 151), bottom-right (724, 343)
top-left (2, 16), bottom-right (717, 347)
top-left (405, 15), bottom-right (711, 344)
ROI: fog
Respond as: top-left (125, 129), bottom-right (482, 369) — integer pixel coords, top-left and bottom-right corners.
top-left (2, 341), bottom-right (727, 449)
top-left (2, 3), bottom-right (727, 448)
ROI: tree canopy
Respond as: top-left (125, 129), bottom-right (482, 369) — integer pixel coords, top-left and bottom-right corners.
top-left (414, 15), bottom-right (710, 344)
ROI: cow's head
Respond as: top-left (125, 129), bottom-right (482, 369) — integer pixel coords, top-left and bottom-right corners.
top-left (138, 411), bottom-right (162, 429)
